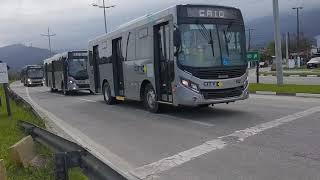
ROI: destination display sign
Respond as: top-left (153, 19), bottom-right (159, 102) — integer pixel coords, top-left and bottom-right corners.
top-left (185, 7), bottom-right (241, 20)
top-left (72, 52), bottom-right (87, 57)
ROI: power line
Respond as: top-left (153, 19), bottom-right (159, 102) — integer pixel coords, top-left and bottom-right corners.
top-left (41, 27), bottom-right (56, 57)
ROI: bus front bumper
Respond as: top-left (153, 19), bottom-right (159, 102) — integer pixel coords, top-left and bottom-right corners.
top-left (175, 85), bottom-right (249, 107)
top-left (68, 83), bottom-right (90, 91)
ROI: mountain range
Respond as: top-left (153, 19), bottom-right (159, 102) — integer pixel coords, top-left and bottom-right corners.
top-left (0, 44), bottom-right (51, 71)
top-left (247, 7), bottom-right (320, 48)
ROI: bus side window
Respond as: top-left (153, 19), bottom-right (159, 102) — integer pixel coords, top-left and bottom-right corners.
top-left (126, 32), bottom-right (136, 61)
top-left (136, 27), bottom-right (150, 60)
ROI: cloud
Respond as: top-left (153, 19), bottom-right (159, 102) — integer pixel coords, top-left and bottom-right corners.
top-left (0, 0), bottom-right (319, 50)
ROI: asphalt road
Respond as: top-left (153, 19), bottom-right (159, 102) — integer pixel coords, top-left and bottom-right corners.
top-left (249, 68), bottom-right (320, 85)
top-left (11, 81), bottom-right (320, 180)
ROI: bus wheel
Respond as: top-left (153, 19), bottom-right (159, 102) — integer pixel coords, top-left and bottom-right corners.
top-left (103, 81), bottom-right (115, 105)
top-left (144, 84), bottom-right (159, 113)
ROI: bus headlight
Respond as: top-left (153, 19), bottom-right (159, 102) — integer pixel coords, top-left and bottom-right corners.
top-left (27, 79), bottom-right (31, 83)
top-left (68, 77), bottom-right (76, 84)
top-left (180, 78), bottom-right (199, 92)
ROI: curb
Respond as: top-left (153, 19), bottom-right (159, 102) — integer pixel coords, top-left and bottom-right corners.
top-left (251, 91), bottom-right (320, 98)
top-left (260, 74), bottom-right (320, 77)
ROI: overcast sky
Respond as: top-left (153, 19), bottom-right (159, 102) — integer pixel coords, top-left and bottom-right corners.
top-left (0, 0), bottom-right (318, 50)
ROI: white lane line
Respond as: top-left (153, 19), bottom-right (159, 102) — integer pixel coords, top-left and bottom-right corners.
top-left (132, 106), bottom-right (320, 179)
top-left (77, 98), bottom-right (98, 103)
top-left (156, 114), bottom-right (215, 127)
top-left (25, 87), bottom-right (138, 180)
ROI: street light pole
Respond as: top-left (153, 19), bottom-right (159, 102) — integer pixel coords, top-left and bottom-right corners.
top-left (91, 1), bottom-right (116, 34)
top-left (292, 7), bottom-right (303, 57)
top-left (41, 27), bottom-right (56, 57)
top-left (103, 0), bottom-right (108, 33)
top-left (272, 0), bottom-right (284, 85)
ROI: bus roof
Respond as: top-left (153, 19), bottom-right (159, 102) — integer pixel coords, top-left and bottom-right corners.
top-left (43, 50), bottom-right (87, 64)
top-left (89, 4), bottom-right (240, 45)
top-left (23, 65), bottom-right (42, 69)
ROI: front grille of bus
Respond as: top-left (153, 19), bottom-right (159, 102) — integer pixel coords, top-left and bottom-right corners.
top-left (192, 67), bottom-right (246, 79)
top-left (201, 86), bottom-right (244, 99)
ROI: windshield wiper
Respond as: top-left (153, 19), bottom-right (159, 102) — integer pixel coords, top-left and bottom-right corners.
top-left (197, 24), bottom-right (215, 56)
top-left (223, 22), bottom-right (234, 57)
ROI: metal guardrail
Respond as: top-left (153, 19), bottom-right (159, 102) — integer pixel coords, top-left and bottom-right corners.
top-left (19, 120), bottom-right (128, 180)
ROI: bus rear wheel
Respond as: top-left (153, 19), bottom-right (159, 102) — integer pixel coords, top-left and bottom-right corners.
top-left (103, 81), bottom-right (115, 105)
top-left (144, 84), bottom-right (159, 113)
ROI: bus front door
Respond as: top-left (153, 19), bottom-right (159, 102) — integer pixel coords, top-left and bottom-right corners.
top-left (154, 22), bottom-right (173, 103)
top-left (112, 38), bottom-right (124, 97)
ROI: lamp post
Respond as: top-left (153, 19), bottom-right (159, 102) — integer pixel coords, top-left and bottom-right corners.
top-left (92, 0), bottom-right (116, 34)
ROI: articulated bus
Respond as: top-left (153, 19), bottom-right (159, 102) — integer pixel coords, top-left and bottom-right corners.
top-left (88, 4), bottom-right (249, 112)
top-left (43, 51), bottom-right (91, 95)
top-left (21, 65), bottom-right (44, 87)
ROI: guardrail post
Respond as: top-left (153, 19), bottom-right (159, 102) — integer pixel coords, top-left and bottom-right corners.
top-left (55, 151), bottom-right (82, 180)
top-left (55, 152), bottom-right (69, 180)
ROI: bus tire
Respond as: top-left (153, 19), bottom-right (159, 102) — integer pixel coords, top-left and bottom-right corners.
top-left (103, 81), bottom-right (115, 105)
top-left (144, 84), bottom-right (159, 113)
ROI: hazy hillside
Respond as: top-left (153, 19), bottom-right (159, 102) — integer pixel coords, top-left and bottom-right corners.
top-left (247, 7), bottom-right (320, 48)
top-left (0, 44), bottom-right (51, 71)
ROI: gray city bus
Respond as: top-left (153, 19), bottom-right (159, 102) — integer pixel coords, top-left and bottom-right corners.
top-left (21, 65), bottom-right (44, 86)
top-left (44, 51), bottom-right (91, 95)
top-left (88, 4), bottom-right (249, 112)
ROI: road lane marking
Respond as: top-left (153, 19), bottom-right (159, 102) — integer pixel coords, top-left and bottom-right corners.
top-left (156, 114), bottom-right (215, 127)
top-left (77, 98), bottom-right (98, 103)
top-left (132, 106), bottom-right (320, 179)
top-left (25, 87), bottom-right (138, 180)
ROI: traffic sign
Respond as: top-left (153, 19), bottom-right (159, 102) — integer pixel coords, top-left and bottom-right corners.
top-left (0, 63), bottom-right (9, 84)
top-left (247, 51), bottom-right (260, 62)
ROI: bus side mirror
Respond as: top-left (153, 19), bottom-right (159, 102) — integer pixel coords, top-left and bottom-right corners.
top-left (173, 29), bottom-right (181, 57)
top-left (173, 29), bottom-right (181, 48)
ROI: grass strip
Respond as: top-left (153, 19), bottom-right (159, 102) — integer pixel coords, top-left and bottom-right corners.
top-left (0, 86), bottom-right (87, 180)
top-left (249, 83), bottom-right (320, 94)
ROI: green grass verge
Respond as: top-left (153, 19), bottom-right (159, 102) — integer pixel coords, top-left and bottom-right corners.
top-left (249, 83), bottom-right (320, 94)
top-left (0, 86), bottom-right (87, 180)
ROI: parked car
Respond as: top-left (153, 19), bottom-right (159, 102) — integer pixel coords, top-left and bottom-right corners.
top-left (259, 61), bottom-right (268, 68)
top-left (307, 57), bottom-right (320, 69)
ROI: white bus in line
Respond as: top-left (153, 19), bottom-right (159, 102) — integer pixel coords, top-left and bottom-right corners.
top-left (88, 4), bottom-right (249, 112)
top-left (44, 51), bottom-right (91, 95)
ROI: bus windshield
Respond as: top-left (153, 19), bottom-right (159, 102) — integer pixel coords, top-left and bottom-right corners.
top-left (68, 58), bottom-right (88, 79)
top-left (178, 23), bottom-right (246, 68)
top-left (27, 68), bottom-right (43, 78)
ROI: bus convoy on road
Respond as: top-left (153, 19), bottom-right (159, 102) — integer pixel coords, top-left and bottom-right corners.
top-left (22, 4), bottom-right (249, 112)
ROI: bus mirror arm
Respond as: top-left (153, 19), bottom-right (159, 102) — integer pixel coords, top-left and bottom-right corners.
top-left (173, 29), bottom-right (182, 57)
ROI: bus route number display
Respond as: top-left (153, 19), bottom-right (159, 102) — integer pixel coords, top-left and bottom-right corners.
top-left (0, 63), bottom-right (9, 84)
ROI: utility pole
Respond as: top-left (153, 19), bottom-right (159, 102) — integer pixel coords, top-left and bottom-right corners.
top-left (286, 32), bottom-right (289, 62)
top-left (292, 7), bottom-right (303, 57)
top-left (272, 0), bottom-right (284, 85)
top-left (41, 27), bottom-right (56, 57)
top-left (92, 0), bottom-right (116, 34)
